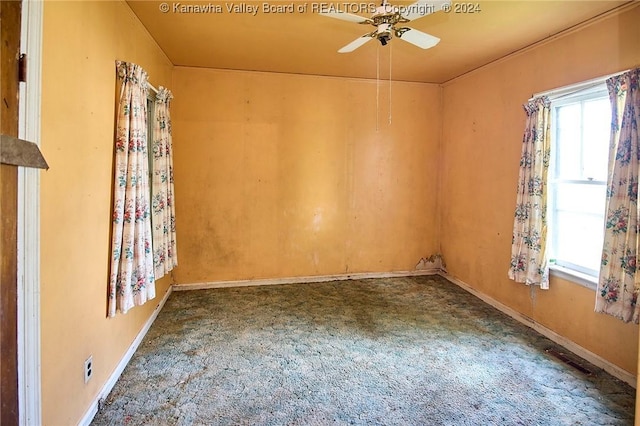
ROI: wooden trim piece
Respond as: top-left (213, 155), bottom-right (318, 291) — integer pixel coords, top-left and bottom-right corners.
top-left (0, 134), bottom-right (48, 169)
top-left (17, 0), bottom-right (44, 424)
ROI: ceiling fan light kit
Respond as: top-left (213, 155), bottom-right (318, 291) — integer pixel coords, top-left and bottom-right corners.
top-left (320, 0), bottom-right (450, 52)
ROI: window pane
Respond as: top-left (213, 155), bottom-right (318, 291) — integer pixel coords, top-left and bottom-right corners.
top-left (555, 103), bottom-right (581, 179)
top-left (582, 97), bottom-right (610, 181)
top-left (555, 183), bottom-right (606, 216)
top-left (552, 182), bottom-right (606, 274)
top-left (555, 210), bottom-right (604, 273)
top-left (550, 85), bottom-right (610, 277)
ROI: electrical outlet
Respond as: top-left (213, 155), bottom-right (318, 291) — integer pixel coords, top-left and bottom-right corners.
top-left (84, 356), bottom-right (93, 383)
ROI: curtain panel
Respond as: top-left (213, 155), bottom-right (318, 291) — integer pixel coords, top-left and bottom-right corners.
top-left (152, 87), bottom-right (178, 279)
top-left (108, 61), bottom-right (156, 317)
top-left (508, 96), bottom-right (551, 289)
top-left (596, 68), bottom-right (640, 323)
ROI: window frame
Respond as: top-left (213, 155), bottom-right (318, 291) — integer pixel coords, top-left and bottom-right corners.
top-left (146, 91), bottom-right (156, 194)
top-left (547, 84), bottom-right (610, 289)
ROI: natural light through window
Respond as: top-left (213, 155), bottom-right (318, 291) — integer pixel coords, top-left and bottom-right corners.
top-left (549, 85), bottom-right (610, 278)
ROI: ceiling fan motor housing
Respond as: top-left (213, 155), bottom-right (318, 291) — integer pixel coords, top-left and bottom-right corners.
top-left (377, 23), bottom-right (392, 45)
top-left (372, 4), bottom-right (410, 45)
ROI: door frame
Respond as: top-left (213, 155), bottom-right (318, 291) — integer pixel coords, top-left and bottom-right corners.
top-left (17, 0), bottom-right (43, 424)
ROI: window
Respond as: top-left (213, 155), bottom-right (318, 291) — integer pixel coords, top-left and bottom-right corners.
top-left (548, 84), bottom-right (611, 281)
top-left (146, 91), bottom-right (156, 197)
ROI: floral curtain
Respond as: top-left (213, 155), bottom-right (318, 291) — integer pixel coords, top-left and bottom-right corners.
top-left (596, 68), bottom-right (640, 323)
top-left (151, 87), bottom-right (178, 279)
top-left (109, 61), bottom-right (156, 317)
top-left (508, 96), bottom-right (551, 289)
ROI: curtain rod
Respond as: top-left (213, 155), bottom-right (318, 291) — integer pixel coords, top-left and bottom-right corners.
top-left (529, 69), bottom-right (629, 101)
top-left (148, 82), bottom-right (158, 94)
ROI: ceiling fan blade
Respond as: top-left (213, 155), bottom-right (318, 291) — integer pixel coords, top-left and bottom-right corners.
top-left (319, 11), bottom-right (371, 24)
top-left (398, 28), bottom-right (440, 49)
top-left (338, 34), bottom-right (374, 53)
top-left (401, 0), bottom-right (451, 21)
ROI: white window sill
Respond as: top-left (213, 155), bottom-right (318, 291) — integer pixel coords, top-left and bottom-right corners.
top-left (549, 265), bottom-right (597, 291)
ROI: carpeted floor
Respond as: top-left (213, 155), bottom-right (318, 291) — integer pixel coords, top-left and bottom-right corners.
top-left (91, 275), bottom-right (635, 425)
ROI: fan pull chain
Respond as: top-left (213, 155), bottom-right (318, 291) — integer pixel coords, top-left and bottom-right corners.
top-left (388, 42), bottom-right (392, 125)
top-left (376, 43), bottom-right (380, 132)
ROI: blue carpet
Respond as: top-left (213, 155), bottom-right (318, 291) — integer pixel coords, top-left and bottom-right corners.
top-left (92, 275), bottom-right (635, 425)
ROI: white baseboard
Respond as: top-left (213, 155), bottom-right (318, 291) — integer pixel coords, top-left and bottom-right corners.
top-left (78, 286), bottom-right (173, 426)
top-left (172, 269), bottom-right (439, 291)
top-left (440, 272), bottom-right (636, 388)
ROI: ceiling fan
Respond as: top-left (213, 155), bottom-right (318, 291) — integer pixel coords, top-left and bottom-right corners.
top-left (320, 0), bottom-right (450, 53)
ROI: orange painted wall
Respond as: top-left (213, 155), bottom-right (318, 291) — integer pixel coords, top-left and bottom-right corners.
top-left (171, 67), bottom-right (441, 284)
top-left (440, 6), bottom-right (640, 376)
top-left (40, 1), bottom-right (173, 424)
top-left (37, 1), bottom-right (640, 423)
